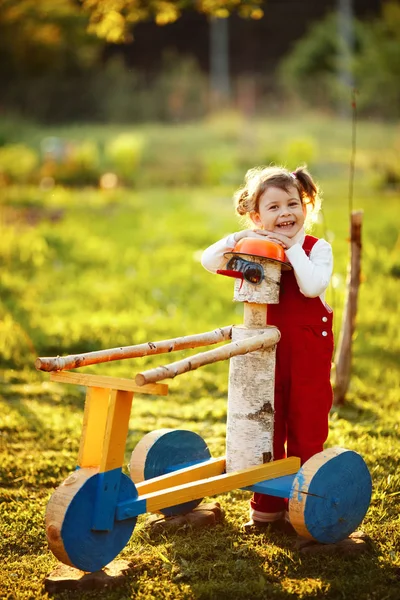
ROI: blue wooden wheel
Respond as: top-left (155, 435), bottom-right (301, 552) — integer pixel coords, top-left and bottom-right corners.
top-left (130, 429), bottom-right (211, 516)
top-left (289, 447), bottom-right (372, 544)
top-left (46, 469), bottom-right (137, 572)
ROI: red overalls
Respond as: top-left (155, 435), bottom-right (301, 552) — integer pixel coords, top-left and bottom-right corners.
top-left (250, 235), bottom-right (334, 517)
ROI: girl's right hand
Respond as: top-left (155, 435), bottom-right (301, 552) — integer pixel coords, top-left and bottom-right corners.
top-left (233, 229), bottom-right (269, 242)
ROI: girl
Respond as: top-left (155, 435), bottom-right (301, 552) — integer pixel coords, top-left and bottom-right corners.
top-left (201, 165), bottom-right (334, 528)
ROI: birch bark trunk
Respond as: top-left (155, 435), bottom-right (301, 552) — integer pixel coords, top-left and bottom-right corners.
top-left (226, 323), bottom-right (277, 472)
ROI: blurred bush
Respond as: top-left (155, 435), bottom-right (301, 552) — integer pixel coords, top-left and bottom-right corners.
top-left (40, 140), bottom-right (100, 187)
top-left (279, 13), bottom-right (343, 110)
top-left (284, 137), bottom-right (317, 170)
top-left (353, 1), bottom-right (400, 118)
top-left (104, 133), bottom-right (144, 184)
top-left (151, 53), bottom-right (207, 122)
top-left (0, 54), bottom-right (208, 125)
top-left (201, 149), bottom-right (239, 185)
top-left (0, 144), bottom-right (39, 184)
top-left (369, 149), bottom-right (400, 190)
top-left (0, 116), bottom-right (39, 147)
top-left (279, 5), bottom-right (400, 118)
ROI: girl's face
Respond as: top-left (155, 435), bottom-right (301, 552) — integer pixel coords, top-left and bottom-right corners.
top-left (250, 185), bottom-right (306, 238)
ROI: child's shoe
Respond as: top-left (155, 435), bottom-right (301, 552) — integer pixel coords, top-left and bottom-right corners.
top-left (270, 513), bottom-right (297, 537)
top-left (243, 509), bottom-right (284, 533)
top-left (243, 511), bottom-right (297, 536)
top-left (242, 519), bottom-right (272, 533)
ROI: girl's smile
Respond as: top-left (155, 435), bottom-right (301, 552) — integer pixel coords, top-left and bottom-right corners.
top-left (250, 185), bottom-right (306, 238)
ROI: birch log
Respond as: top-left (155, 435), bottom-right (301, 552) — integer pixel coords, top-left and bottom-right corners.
top-left (226, 325), bottom-right (277, 472)
top-left (333, 210), bottom-right (363, 405)
top-left (243, 302), bottom-right (267, 328)
top-left (35, 326), bottom-right (233, 372)
top-left (233, 259), bottom-right (281, 304)
top-left (135, 329), bottom-right (280, 385)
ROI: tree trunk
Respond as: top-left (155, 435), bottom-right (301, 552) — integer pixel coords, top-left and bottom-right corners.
top-left (225, 325), bottom-right (277, 472)
top-left (333, 210), bottom-right (363, 405)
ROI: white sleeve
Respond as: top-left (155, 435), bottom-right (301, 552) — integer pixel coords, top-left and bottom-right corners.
top-left (285, 238), bottom-right (333, 298)
top-left (201, 234), bottom-right (237, 273)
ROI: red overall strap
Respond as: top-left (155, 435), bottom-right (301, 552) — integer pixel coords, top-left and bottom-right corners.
top-left (267, 235), bottom-right (332, 327)
top-left (302, 235), bottom-right (319, 256)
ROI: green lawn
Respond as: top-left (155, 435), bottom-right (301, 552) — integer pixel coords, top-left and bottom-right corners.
top-left (0, 113), bottom-right (399, 599)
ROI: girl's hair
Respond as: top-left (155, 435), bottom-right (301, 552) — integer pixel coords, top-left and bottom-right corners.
top-left (234, 165), bottom-right (321, 226)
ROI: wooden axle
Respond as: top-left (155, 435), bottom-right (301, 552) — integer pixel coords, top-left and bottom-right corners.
top-left (35, 326), bottom-right (233, 372)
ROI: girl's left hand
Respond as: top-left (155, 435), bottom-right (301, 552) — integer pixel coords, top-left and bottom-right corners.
top-left (263, 231), bottom-right (296, 250)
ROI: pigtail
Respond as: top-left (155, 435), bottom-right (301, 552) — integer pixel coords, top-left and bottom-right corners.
top-left (292, 166), bottom-right (321, 213)
top-left (234, 187), bottom-right (251, 216)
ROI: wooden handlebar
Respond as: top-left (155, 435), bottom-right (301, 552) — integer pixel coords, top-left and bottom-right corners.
top-left (135, 328), bottom-right (280, 385)
top-left (35, 327), bottom-right (233, 372)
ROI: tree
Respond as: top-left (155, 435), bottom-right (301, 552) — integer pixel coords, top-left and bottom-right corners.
top-left (0, 0), bottom-right (99, 77)
top-left (353, 0), bottom-right (400, 117)
top-left (81, 0), bottom-right (264, 43)
top-left (279, 1), bottom-right (400, 118)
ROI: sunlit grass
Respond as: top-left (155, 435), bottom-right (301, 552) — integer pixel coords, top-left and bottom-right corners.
top-left (0, 113), bottom-right (399, 599)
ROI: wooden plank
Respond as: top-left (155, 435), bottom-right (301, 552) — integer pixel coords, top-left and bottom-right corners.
top-left (99, 390), bottom-right (133, 473)
top-left (135, 457), bottom-right (226, 495)
top-left (78, 387), bottom-right (110, 468)
top-left (117, 457), bottom-right (301, 518)
top-left (245, 474), bottom-right (296, 497)
top-left (50, 371), bottom-right (168, 396)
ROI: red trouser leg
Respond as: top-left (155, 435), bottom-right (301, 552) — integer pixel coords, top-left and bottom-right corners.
top-left (287, 324), bottom-right (333, 462)
top-left (250, 324), bottom-right (333, 519)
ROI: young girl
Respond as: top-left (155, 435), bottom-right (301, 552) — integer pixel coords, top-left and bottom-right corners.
top-left (201, 165), bottom-right (334, 528)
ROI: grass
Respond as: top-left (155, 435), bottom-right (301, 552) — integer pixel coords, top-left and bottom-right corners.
top-left (0, 112), bottom-right (400, 599)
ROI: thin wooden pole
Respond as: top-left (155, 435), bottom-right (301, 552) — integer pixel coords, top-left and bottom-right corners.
top-left (135, 329), bottom-right (280, 385)
top-left (243, 302), bottom-right (267, 328)
top-left (35, 326), bottom-right (233, 372)
top-left (333, 210), bottom-right (363, 405)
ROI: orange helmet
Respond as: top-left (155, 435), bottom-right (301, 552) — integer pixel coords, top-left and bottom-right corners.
top-left (224, 237), bottom-right (291, 269)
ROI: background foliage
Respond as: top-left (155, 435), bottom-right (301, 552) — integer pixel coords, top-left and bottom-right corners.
top-left (0, 112), bottom-right (399, 599)
top-left (0, 1), bottom-right (399, 121)
top-left (82, 0), bottom-right (264, 42)
top-left (280, 2), bottom-right (400, 117)
top-left (0, 2), bottom-right (399, 598)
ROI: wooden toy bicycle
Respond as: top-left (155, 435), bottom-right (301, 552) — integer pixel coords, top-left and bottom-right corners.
top-left (36, 239), bottom-right (372, 573)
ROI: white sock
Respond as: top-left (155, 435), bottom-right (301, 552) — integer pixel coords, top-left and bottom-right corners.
top-left (250, 508), bottom-right (284, 523)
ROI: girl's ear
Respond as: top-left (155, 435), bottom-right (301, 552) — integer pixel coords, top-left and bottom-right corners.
top-left (250, 210), bottom-right (262, 228)
top-left (302, 203), bottom-right (307, 218)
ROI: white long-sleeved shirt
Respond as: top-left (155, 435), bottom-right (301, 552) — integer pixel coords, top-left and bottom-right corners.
top-left (201, 228), bottom-right (333, 302)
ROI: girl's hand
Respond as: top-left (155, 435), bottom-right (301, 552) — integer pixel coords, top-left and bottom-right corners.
top-left (233, 229), bottom-right (295, 250)
top-left (262, 231), bottom-right (296, 250)
top-left (233, 229), bottom-right (270, 242)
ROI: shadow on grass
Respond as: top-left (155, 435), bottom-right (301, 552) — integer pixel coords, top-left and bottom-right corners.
top-left (117, 514), bottom-right (400, 600)
top-left (129, 517), bottom-right (281, 599)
